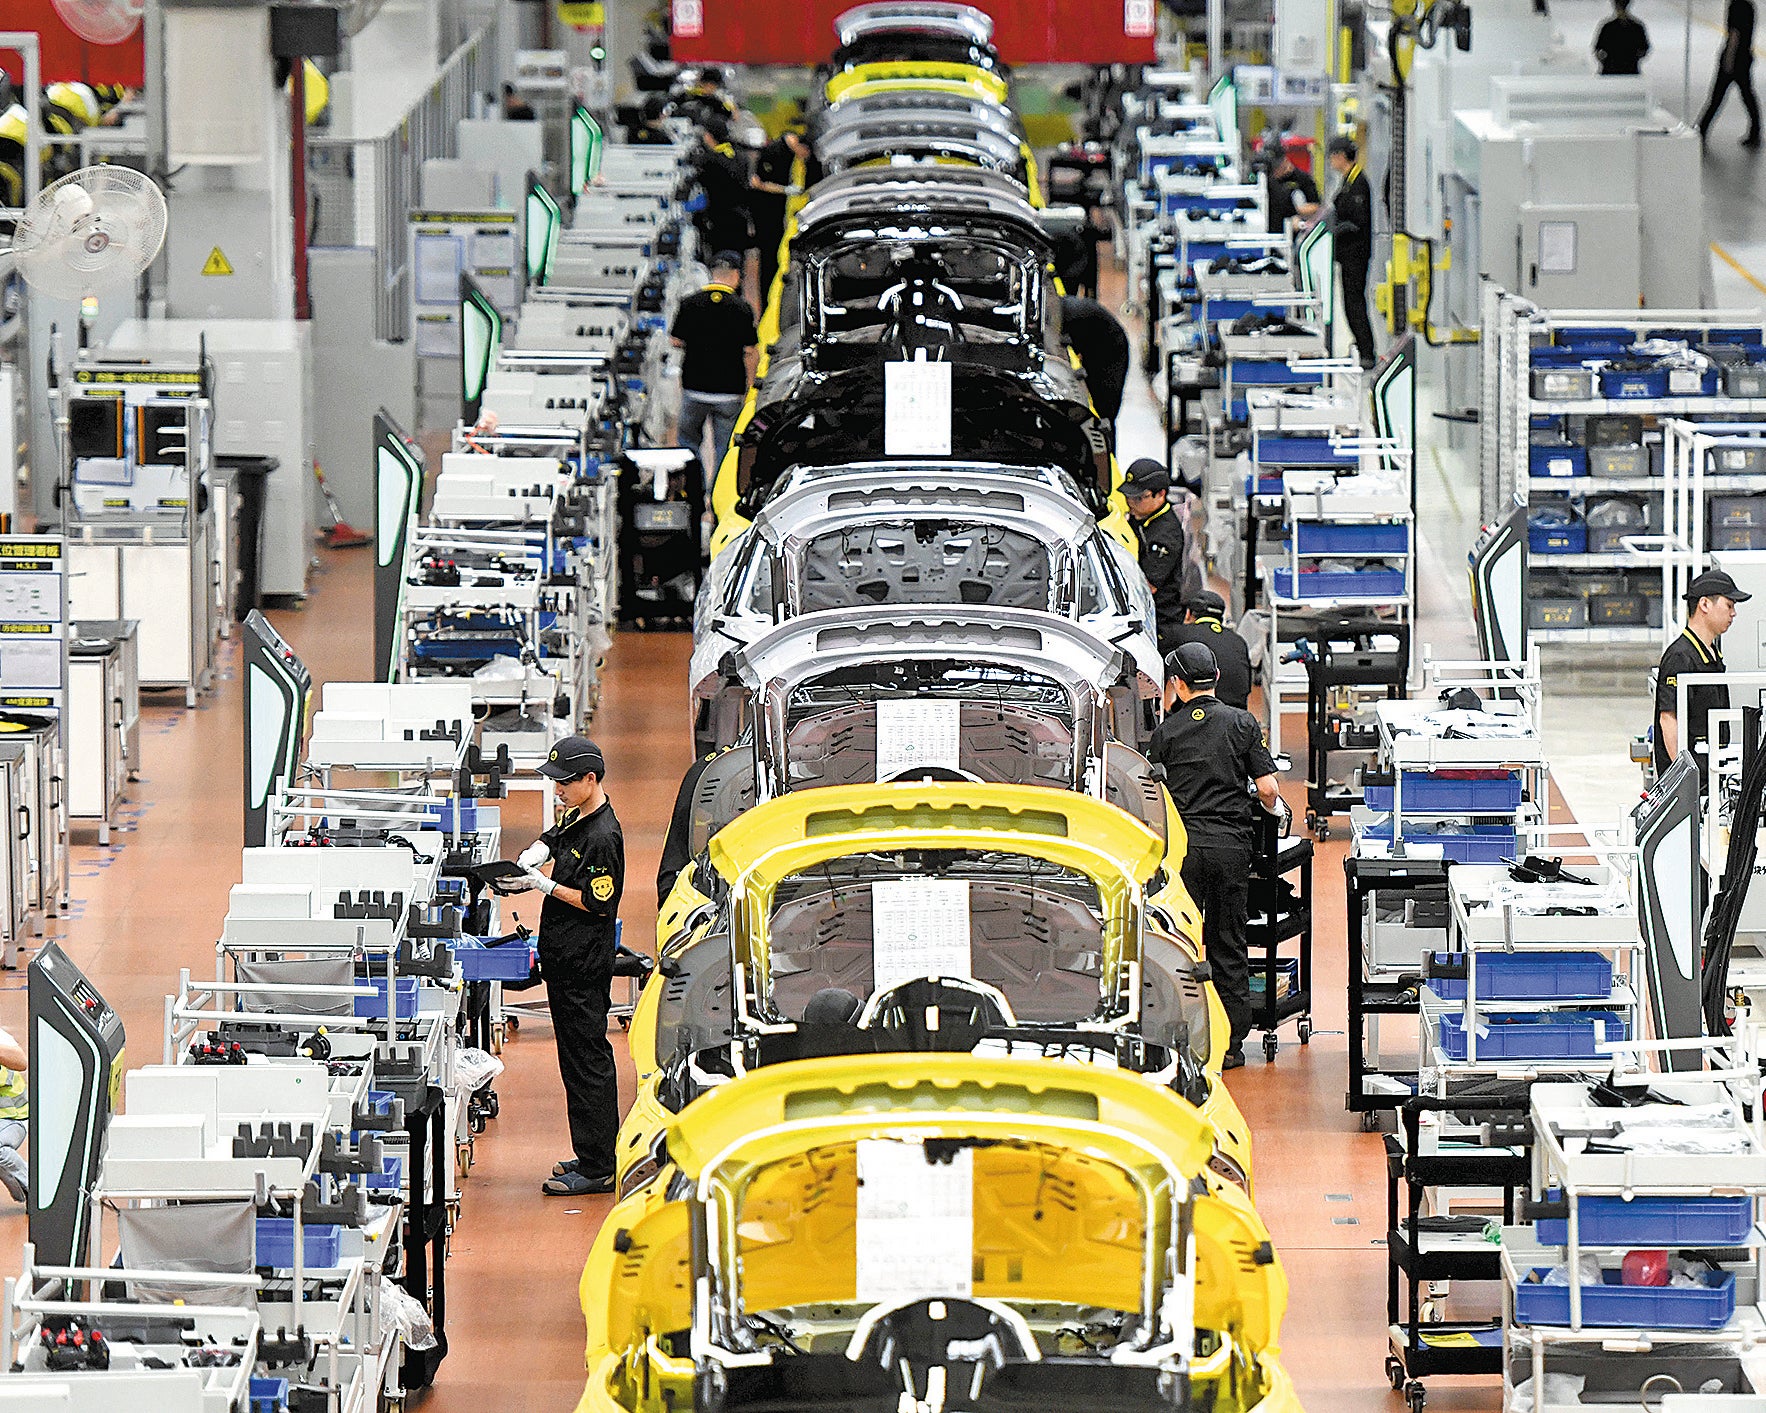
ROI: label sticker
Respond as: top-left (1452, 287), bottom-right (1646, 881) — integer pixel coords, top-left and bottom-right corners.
top-left (871, 878), bottom-right (970, 993)
top-left (875, 698), bottom-right (962, 781)
top-left (855, 1139), bottom-right (973, 1302)
top-left (884, 359), bottom-right (953, 457)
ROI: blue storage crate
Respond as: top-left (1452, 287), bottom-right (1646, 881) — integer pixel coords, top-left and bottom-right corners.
top-left (249, 1378), bottom-right (290, 1413)
top-left (1535, 1195), bottom-right (1754, 1248)
top-left (1530, 442), bottom-right (1588, 479)
top-left (1202, 298), bottom-right (1254, 323)
top-left (1271, 567), bottom-right (1406, 600)
top-left (1254, 436), bottom-right (1357, 467)
top-left (1425, 951), bottom-right (1612, 1002)
top-left (1528, 517), bottom-right (1587, 555)
top-left (456, 936), bottom-right (536, 982)
top-left (1228, 397), bottom-right (1249, 422)
top-left (1662, 364), bottom-right (1721, 396)
top-left (1556, 326), bottom-right (1637, 346)
top-left (354, 975), bottom-right (419, 1020)
top-left (256, 1219), bottom-right (342, 1270)
top-left (1708, 326), bottom-right (1763, 344)
top-left (1513, 1269), bottom-right (1735, 1330)
top-left (425, 799), bottom-right (481, 832)
top-left (1249, 957), bottom-right (1300, 997)
top-left (1361, 819), bottom-right (1516, 863)
top-left (1362, 772), bottom-right (1523, 813)
top-left (1232, 360), bottom-right (1325, 386)
top-left (1599, 366), bottom-right (1670, 399)
top-left (1293, 523), bottom-right (1410, 555)
top-left (365, 1155), bottom-right (404, 1192)
top-left (1436, 1010), bottom-right (1628, 1062)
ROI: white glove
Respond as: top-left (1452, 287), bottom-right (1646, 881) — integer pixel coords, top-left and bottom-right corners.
top-left (517, 841), bottom-right (551, 869)
top-left (523, 871), bottom-right (557, 896)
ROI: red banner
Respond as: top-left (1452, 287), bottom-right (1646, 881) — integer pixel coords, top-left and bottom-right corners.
top-left (0, 1), bottom-right (146, 88)
top-left (669, 0), bottom-right (1157, 66)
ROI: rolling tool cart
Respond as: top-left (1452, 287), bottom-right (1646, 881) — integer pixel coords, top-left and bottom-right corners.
top-left (1247, 804), bottom-right (1313, 1061)
top-left (617, 448), bottom-right (702, 628)
top-left (1385, 1091), bottom-right (1532, 1413)
top-left (1299, 618), bottom-right (1410, 839)
top-left (1346, 855), bottom-right (1451, 1123)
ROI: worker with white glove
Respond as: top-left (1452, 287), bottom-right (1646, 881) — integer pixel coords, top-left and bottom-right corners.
top-left (511, 735), bottom-right (625, 1197)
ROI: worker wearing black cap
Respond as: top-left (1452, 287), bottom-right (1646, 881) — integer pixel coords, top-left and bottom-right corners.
top-left (1121, 458), bottom-right (1199, 652)
top-left (1150, 642), bottom-right (1281, 1068)
top-left (1165, 590), bottom-right (1253, 710)
top-left (513, 735), bottom-right (626, 1195)
top-left (1654, 569), bottom-right (1753, 781)
top-left (671, 251), bottom-right (759, 492)
top-left (1327, 135), bottom-right (1377, 369)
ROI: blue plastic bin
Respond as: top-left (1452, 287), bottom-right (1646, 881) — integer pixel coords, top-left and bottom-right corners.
top-left (1271, 567), bottom-right (1406, 600)
top-left (1662, 364), bottom-right (1721, 396)
top-left (256, 1219), bottom-right (342, 1270)
top-left (1528, 517), bottom-right (1587, 555)
top-left (1294, 523), bottom-right (1410, 555)
top-left (1599, 366), bottom-right (1670, 399)
top-left (1535, 1195), bottom-right (1754, 1248)
top-left (1556, 326), bottom-right (1636, 346)
top-left (1362, 773), bottom-right (1522, 813)
top-left (354, 975), bottom-right (419, 1020)
top-left (456, 936), bottom-right (536, 983)
top-left (1530, 442), bottom-right (1588, 479)
top-left (365, 1155), bottom-right (404, 1192)
top-left (1436, 1010), bottom-right (1628, 1061)
top-left (1513, 1269), bottom-right (1735, 1329)
top-left (1254, 436), bottom-right (1356, 467)
top-left (1425, 951), bottom-right (1612, 1002)
top-left (249, 1378), bottom-right (291, 1413)
top-left (1361, 820), bottom-right (1516, 863)
top-left (425, 799), bottom-right (481, 832)
top-left (1232, 360), bottom-right (1325, 386)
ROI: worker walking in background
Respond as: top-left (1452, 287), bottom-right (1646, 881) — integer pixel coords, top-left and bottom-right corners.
top-left (1701, 0), bottom-right (1762, 145)
top-left (1166, 590), bottom-right (1253, 710)
top-left (1266, 145), bottom-right (1320, 233)
top-left (1326, 136), bottom-right (1377, 369)
top-left (0, 1025), bottom-right (27, 1202)
top-left (1121, 460), bottom-right (1201, 654)
top-left (750, 123), bottom-right (819, 309)
top-left (1060, 295), bottom-right (1130, 445)
top-left (1150, 643), bottom-right (1282, 1070)
top-left (671, 252), bottom-right (760, 493)
top-left (689, 114), bottom-right (752, 259)
top-left (514, 736), bottom-right (625, 1197)
top-left (1594, 0), bottom-right (1650, 75)
top-left (1654, 570), bottom-right (1751, 782)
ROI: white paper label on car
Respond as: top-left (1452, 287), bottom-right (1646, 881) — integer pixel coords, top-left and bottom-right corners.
top-left (884, 358), bottom-right (953, 457)
top-left (875, 698), bottom-right (962, 781)
top-left (871, 878), bottom-right (971, 993)
top-left (854, 1139), bottom-right (973, 1302)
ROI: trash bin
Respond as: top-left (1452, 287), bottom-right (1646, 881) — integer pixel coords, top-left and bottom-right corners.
top-left (216, 455), bottom-right (277, 620)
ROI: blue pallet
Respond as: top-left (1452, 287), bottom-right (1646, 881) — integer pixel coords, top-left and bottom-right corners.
top-left (1436, 1010), bottom-right (1628, 1061)
top-left (354, 975), bottom-right (419, 1020)
top-left (1425, 950), bottom-right (1612, 1002)
top-left (1530, 443), bottom-right (1588, 478)
top-left (1294, 523), bottom-right (1410, 555)
top-left (1529, 521), bottom-right (1587, 555)
top-left (1362, 773), bottom-right (1522, 813)
top-left (1232, 360), bottom-right (1325, 386)
top-left (457, 936), bottom-right (536, 982)
top-left (256, 1219), bottom-right (342, 1270)
top-left (1271, 567), bottom-right (1405, 600)
top-left (249, 1378), bottom-right (290, 1413)
top-left (1258, 436), bottom-right (1358, 467)
top-left (1536, 1195), bottom-right (1754, 1248)
top-left (1513, 1269), bottom-right (1735, 1330)
top-left (1361, 819), bottom-right (1516, 862)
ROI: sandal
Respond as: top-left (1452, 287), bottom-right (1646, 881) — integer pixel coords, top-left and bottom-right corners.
top-left (551, 1157), bottom-right (581, 1178)
top-left (542, 1169), bottom-right (614, 1197)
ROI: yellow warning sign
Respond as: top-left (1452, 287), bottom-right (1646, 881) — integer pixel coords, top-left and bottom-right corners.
top-left (201, 246), bottom-right (234, 277)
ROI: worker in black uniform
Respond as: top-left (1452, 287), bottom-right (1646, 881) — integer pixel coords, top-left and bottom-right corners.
top-left (1149, 642), bottom-right (1281, 1069)
top-left (1266, 146), bottom-right (1320, 234)
top-left (512, 736), bottom-right (626, 1196)
top-left (1594, 0), bottom-right (1651, 75)
top-left (750, 123), bottom-right (819, 309)
top-left (1165, 590), bottom-right (1253, 710)
top-left (1326, 136), bottom-right (1378, 369)
top-left (689, 113), bottom-right (751, 260)
top-left (1053, 206), bottom-right (1112, 299)
top-left (1060, 295), bottom-right (1130, 443)
top-left (1700, 0), bottom-right (1762, 146)
top-left (1654, 570), bottom-right (1751, 782)
top-left (1121, 459), bottom-right (1199, 654)
top-left (671, 251), bottom-right (759, 494)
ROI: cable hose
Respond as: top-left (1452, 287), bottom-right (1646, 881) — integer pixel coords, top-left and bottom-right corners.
top-left (1702, 707), bottom-right (1766, 1033)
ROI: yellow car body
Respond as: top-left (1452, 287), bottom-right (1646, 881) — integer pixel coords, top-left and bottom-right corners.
top-left (825, 60), bottom-right (1008, 106)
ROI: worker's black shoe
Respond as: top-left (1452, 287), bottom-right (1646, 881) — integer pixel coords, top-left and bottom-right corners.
top-left (1222, 1050), bottom-right (1246, 1071)
top-left (552, 1157), bottom-right (582, 1178)
top-left (1745, 132), bottom-right (1763, 149)
top-left (543, 1169), bottom-right (615, 1197)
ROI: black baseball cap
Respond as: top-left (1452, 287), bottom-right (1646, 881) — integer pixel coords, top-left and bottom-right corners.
top-left (711, 250), bottom-right (745, 274)
top-left (1188, 589), bottom-right (1227, 617)
top-left (1120, 458), bottom-right (1170, 497)
top-left (1166, 641), bottom-right (1221, 687)
top-left (1328, 135), bottom-right (1358, 160)
top-left (538, 735), bottom-right (606, 782)
top-left (1685, 569), bottom-right (1753, 605)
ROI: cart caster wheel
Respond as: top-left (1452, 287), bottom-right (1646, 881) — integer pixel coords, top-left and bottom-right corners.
top-left (507, 1016), bottom-right (520, 1034)
top-left (1405, 1381), bottom-right (1426, 1413)
top-left (1316, 821), bottom-right (1332, 841)
top-left (485, 1090), bottom-right (500, 1119)
top-left (1385, 1357), bottom-right (1404, 1391)
top-left (619, 1015), bottom-right (630, 1030)
top-left (1262, 1034), bottom-right (1278, 1062)
top-left (1298, 1018), bottom-right (1313, 1045)
top-left (1419, 1300), bottom-right (1441, 1324)
top-left (1360, 1110), bottom-right (1381, 1132)
top-left (469, 1111), bottom-right (486, 1136)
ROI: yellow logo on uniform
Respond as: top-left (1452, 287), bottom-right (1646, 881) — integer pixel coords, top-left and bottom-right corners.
top-left (590, 875), bottom-right (615, 902)
top-left (1191, 707), bottom-right (1205, 721)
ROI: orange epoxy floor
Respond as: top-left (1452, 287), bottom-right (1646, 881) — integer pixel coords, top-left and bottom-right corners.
top-left (0, 543), bottom-right (1501, 1411)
